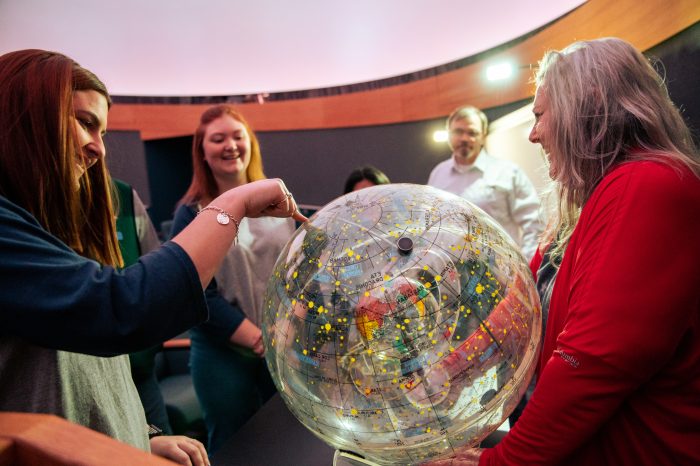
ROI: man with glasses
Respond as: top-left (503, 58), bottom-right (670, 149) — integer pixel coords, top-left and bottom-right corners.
top-left (428, 106), bottom-right (542, 261)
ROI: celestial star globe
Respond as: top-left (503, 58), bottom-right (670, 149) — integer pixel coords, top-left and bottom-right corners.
top-left (262, 184), bottom-right (542, 465)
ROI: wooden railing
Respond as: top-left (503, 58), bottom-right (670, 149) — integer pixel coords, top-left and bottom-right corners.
top-left (107, 0), bottom-right (699, 139)
top-left (0, 413), bottom-right (176, 465)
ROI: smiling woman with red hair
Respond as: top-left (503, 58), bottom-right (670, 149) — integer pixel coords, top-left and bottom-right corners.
top-left (0, 49), bottom-right (304, 465)
top-left (172, 104), bottom-right (296, 453)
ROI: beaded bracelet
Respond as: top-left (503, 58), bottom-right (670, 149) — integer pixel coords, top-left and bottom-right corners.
top-left (197, 206), bottom-right (241, 239)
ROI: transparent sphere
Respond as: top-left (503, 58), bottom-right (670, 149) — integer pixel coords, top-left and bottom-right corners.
top-left (262, 184), bottom-right (541, 465)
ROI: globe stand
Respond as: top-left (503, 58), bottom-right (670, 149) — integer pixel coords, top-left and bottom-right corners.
top-left (333, 449), bottom-right (380, 466)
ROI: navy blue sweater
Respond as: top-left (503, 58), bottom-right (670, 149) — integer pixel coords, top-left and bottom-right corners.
top-left (0, 195), bottom-right (207, 356)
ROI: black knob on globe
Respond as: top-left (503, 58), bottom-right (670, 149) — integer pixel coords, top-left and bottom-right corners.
top-left (397, 236), bottom-right (414, 255)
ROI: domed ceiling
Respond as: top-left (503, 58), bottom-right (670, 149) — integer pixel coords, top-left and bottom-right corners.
top-left (0, 0), bottom-right (584, 96)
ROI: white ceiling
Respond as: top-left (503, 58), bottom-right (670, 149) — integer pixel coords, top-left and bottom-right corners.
top-left (0, 0), bottom-right (584, 96)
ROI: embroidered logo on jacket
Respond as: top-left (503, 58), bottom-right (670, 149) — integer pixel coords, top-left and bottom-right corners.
top-left (556, 350), bottom-right (580, 368)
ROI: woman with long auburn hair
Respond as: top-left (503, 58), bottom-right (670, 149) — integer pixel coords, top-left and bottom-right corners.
top-left (0, 49), bottom-right (304, 465)
top-left (171, 105), bottom-right (295, 453)
top-left (425, 38), bottom-right (700, 466)
top-left (0, 49), bottom-right (121, 266)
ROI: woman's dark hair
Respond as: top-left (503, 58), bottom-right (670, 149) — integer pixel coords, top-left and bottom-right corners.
top-left (343, 166), bottom-right (390, 194)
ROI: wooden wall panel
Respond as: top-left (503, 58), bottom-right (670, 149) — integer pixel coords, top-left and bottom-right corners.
top-left (107, 0), bottom-right (700, 139)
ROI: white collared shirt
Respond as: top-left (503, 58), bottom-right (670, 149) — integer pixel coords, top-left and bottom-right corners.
top-left (428, 150), bottom-right (543, 260)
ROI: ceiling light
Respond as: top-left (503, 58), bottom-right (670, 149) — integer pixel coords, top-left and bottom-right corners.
top-left (433, 130), bottom-right (448, 142)
top-left (486, 62), bottom-right (514, 81)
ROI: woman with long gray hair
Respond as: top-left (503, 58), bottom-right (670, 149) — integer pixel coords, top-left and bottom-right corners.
top-left (426, 37), bottom-right (700, 466)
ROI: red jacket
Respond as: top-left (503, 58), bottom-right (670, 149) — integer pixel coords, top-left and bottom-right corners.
top-left (481, 160), bottom-right (700, 465)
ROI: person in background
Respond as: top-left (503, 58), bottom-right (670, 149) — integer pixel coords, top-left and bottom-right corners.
top-left (343, 165), bottom-right (391, 193)
top-left (428, 106), bottom-right (543, 260)
top-left (0, 49), bottom-right (304, 466)
top-left (113, 178), bottom-right (173, 435)
top-left (171, 105), bottom-right (295, 454)
top-left (425, 37), bottom-right (700, 466)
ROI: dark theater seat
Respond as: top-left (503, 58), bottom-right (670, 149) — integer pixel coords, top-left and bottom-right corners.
top-left (156, 335), bottom-right (207, 442)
